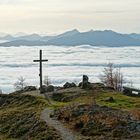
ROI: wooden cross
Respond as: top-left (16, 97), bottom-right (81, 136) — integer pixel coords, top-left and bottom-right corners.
top-left (33, 50), bottom-right (48, 93)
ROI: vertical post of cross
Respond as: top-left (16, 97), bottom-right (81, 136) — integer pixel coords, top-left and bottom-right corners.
top-left (33, 50), bottom-right (48, 94)
top-left (39, 50), bottom-right (42, 93)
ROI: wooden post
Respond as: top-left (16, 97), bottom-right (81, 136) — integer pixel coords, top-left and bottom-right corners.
top-left (33, 50), bottom-right (48, 94)
top-left (40, 50), bottom-right (42, 92)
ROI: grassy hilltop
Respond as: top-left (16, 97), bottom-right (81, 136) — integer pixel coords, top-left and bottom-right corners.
top-left (0, 85), bottom-right (140, 140)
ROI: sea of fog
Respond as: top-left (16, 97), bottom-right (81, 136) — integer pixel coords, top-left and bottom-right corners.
top-left (0, 45), bottom-right (140, 93)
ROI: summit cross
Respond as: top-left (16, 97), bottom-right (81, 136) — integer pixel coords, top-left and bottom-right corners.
top-left (33, 50), bottom-right (48, 93)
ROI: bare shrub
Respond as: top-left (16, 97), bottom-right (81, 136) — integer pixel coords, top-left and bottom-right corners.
top-left (100, 63), bottom-right (124, 91)
top-left (14, 76), bottom-right (27, 91)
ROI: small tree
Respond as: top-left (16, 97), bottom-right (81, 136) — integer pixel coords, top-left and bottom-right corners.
top-left (44, 76), bottom-right (51, 86)
top-left (100, 63), bottom-right (124, 91)
top-left (14, 76), bottom-right (27, 91)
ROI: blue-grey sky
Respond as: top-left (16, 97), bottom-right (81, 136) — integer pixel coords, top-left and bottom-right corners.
top-left (0, 0), bottom-right (140, 34)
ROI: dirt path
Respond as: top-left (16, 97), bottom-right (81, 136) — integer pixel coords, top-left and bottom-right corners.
top-left (41, 107), bottom-right (80, 140)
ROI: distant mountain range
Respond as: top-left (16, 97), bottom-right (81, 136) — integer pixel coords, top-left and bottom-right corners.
top-left (0, 29), bottom-right (140, 47)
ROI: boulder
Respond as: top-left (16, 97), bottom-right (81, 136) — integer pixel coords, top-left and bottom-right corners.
top-left (78, 82), bottom-right (82, 87)
top-left (63, 82), bottom-right (76, 89)
top-left (41, 85), bottom-right (47, 93)
top-left (79, 75), bottom-right (91, 89)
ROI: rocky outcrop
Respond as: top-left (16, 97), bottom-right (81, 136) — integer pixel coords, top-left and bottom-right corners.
top-left (23, 86), bottom-right (37, 92)
top-left (63, 82), bottom-right (77, 89)
top-left (41, 85), bottom-right (54, 93)
top-left (78, 75), bottom-right (92, 89)
top-left (11, 86), bottom-right (37, 94)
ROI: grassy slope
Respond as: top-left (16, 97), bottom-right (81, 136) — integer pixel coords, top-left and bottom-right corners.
top-left (0, 88), bottom-right (140, 139)
top-left (97, 92), bottom-right (140, 110)
top-left (51, 88), bottom-right (140, 140)
top-left (52, 88), bottom-right (140, 120)
top-left (0, 93), bottom-right (62, 140)
top-left (72, 90), bottom-right (140, 111)
top-left (25, 91), bottom-right (136, 119)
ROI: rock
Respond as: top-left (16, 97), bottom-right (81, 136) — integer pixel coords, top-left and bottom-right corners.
top-left (41, 85), bottom-right (54, 93)
top-left (41, 85), bottom-right (47, 93)
top-left (81, 75), bottom-right (90, 89)
top-left (105, 97), bottom-right (115, 102)
top-left (82, 75), bottom-right (89, 83)
top-left (63, 82), bottom-right (76, 89)
top-left (123, 88), bottom-right (132, 96)
top-left (12, 86), bottom-right (37, 94)
top-left (78, 82), bottom-right (82, 87)
top-left (23, 86), bottom-right (37, 92)
top-left (79, 75), bottom-right (91, 89)
top-left (46, 85), bottom-right (54, 92)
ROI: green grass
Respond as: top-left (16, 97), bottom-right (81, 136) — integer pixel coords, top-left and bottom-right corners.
top-left (70, 90), bottom-right (140, 111)
top-left (0, 94), bottom-right (61, 140)
top-left (1, 88), bottom-right (139, 139)
top-left (97, 92), bottom-right (140, 110)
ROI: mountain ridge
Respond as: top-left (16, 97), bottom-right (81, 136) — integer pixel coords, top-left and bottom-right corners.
top-left (0, 29), bottom-right (140, 47)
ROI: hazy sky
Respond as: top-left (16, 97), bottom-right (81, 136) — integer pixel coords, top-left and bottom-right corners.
top-left (0, 0), bottom-right (140, 34)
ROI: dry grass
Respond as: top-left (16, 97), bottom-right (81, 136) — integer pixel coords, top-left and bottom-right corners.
top-left (0, 93), bottom-right (61, 140)
top-left (130, 109), bottom-right (140, 120)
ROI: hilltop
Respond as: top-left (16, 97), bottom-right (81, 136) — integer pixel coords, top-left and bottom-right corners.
top-left (0, 82), bottom-right (140, 140)
top-left (0, 29), bottom-right (140, 47)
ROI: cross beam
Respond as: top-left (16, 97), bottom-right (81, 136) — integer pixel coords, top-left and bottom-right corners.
top-left (33, 50), bottom-right (48, 93)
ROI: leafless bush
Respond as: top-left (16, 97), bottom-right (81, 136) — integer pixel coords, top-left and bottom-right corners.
top-left (14, 76), bottom-right (27, 91)
top-left (100, 63), bottom-right (123, 91)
